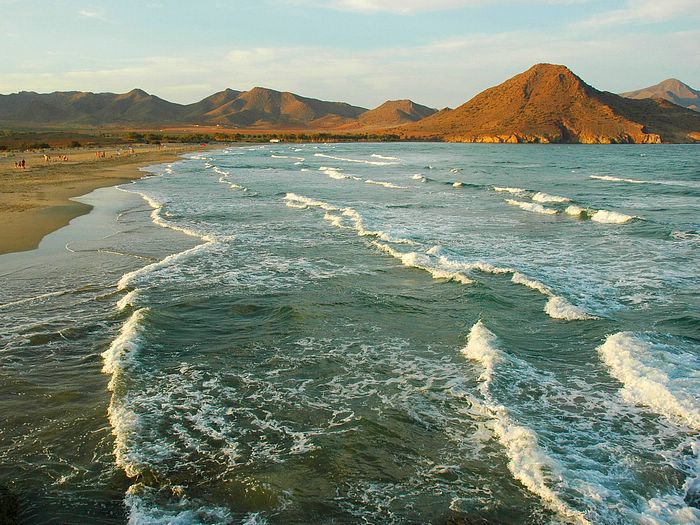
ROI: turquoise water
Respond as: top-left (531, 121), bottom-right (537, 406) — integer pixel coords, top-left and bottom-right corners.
top-left (1, 143), bottom-right (699, 524)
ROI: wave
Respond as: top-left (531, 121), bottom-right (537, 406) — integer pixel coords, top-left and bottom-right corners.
top-left (213, 167), bottom-right (250, 192)
top-left (319, 166), bottom-right (348, 180)
top-left (597, 332), bottom-right (700, 430)
top-left (411, 174), bottom-right (427, 183)
top-left (565, 205), bottom-right (587, 217)
top-left (101, 308), bottom-right (147, 475)
top-left (0, 289), bottom-right (70, 310)
top-left (122, 189), bottom-right (217, 243)
top-left (371, 154), bottom-right (400, 161)
top-left (598, 332), bottom-right (700, 521)
top-left (284, 193), bottom-right (416, 245)
top-left (364, 179), bottom-right (405, 189)
top-left (436, 255), bottom-right (595, 320)
top-left (125, 486), bottom-right (235, 525)
top-left (373, 242), bottom-right (474, 285)
top-left (591, 175), bottom-right (650, 184)
top-left (452, 182), bottom-right (463, 188)
top-left (590, 210), bottom-right (636, 224)
top-left (314, 153), bottom-right (399, 166)
top-left (505, 199), bottom-right (558, 215)
top-left (531, 192), bottom-right (571, 204)
top-left (271, 154), bottom-right (305, 162)
top-left (461, 321), bottom-right (591, 525)
top-left (493, 186), bottom-right (526, 195)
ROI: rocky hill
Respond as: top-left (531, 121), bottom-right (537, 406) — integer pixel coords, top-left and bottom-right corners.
top-left (621, 79), bottom-right (699, 112)
top-left (353, 100), bottom-right (437, 129)
top-left (400, 64), bottom-right (700, 143)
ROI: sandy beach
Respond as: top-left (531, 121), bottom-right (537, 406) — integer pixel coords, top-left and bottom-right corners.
top-left (0, 144), bottom-right (216, 255)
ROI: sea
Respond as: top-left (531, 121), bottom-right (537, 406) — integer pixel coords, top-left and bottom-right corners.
top-left (1, 143), bottom-right (699, 525)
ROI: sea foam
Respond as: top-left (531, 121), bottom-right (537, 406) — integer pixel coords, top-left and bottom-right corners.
top-left (531, 192), bottom-right (571, 204)
top-left (314, 153), bottom-right (399, 166)
top-left (461, 321), bottom-right (591, 525)
top-left (505, 199), bottom-right (558, 215)
top-left (597, 332), bottom-right (700, 430)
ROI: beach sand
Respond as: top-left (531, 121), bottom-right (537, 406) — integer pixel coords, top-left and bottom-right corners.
top-left (0, 144), bottom-right (214, 255)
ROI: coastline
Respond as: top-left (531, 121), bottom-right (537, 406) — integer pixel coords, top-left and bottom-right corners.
top-left (0, 144), bottom-right (220, 255)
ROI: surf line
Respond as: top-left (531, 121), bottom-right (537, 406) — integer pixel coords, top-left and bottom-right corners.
top-left (284, 192), bottom-right (596, 321)
top-left (105, 180), bottom-right (227, 519)
top-left (461, 320), bottom-right (592, 525)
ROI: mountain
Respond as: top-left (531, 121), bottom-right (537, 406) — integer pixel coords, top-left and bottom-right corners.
top-left (401, 64), bottom-right (700, 143)
top-left (353, 100), bottom-right (437, 129)
top-left (193, 86), bottom-right (367, 128)
top-left (621, 79), bottom-right (700, 112)
top-left (0, 89), bottom-right (185, 126)
top-left (0, 88), bottom-right (367, 128)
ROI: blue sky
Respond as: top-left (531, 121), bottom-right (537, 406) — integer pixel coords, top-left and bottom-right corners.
top-left (1, 0), bottom-right (698, 108)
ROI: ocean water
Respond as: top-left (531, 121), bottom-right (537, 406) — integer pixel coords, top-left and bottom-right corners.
top-left (1, 143), bottom-right (699, 524)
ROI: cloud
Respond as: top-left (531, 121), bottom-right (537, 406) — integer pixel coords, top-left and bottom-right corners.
top-left (295, 0), bottom-right (589, 14)
top-left (78, 9), bottom-right (107, 21)
top-left (0, 26), bottom-right (697, 109)
top-left (577, 0), bottom-right (699, 28)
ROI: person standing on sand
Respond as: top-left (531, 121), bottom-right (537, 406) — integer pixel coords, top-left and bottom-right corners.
top-left (21, 159), bottom-right (25, 169)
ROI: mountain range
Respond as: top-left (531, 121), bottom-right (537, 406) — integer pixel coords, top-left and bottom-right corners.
top-left (1, 65), bottom-right (699, 143)
top-left (621, 79), bottom-right (699, 112)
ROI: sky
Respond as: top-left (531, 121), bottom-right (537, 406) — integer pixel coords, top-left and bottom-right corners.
top-left (1, 0), bottom-right (699, 109)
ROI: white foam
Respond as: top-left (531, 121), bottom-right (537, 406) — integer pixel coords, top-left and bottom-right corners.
top-left (461, 321), bottom-right (591, 525)
top-left (506, 199), bottom-right (558, 215)
top-left (127, 190), bottom-right (218, 242)
top-left (532, 192), bottom-right (571, 204)
top-left (314, 153), bottom-right (399, 166)
top-left (117, 290), bottom-right (139, 311)
top-left (590, 175), bottom-right (648, 184)
top-left (364, 179), bottom-right (405, 189)
top-left (438, 257), bottom-right (595, 320)
top-left (284, 193), bottom-right (416, 245)
top-left (218, 174), bottom-right (248, 191)
top-left (373, 242), bottom-right (474, 285)
top-left (511, 272), bottom-right (552, 296)
top-left (319, 166), bottom-right (348, 180)
top-left (453, 182), bottom-right (464, 188)
top-left (102, 308), bottom-right (149, 477)
top-left (412, 174), bottom-right (427, 182)
top-left (544, 296), bottom-right (597, 321)
top-left (117, 242), bottom-right (215, 291)
top-left (102, 308), bottom-right (147, 384)
top-left (597, 332), bottom-right (700, 430)
top-left (271, 154), bottom-right (305, 162)
top-left (493, 186), bottom-right (526, 195)
top-left (125, 486), bottom-right (234, 525)
top-left (590, 210), bottom-right (635, 224)
top-left (371, 154), bottom-right (400, 161)
top-left (565, 205), bottom-right (587, 217)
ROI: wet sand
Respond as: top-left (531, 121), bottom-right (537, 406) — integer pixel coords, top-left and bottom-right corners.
top-left (0, 144), bottom-right (217, 255)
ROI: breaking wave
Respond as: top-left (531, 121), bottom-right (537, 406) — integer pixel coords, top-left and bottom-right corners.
top-left (461, 321), bottom-right (592, 525)
top-left (284, 193), bottom-right (416, 245)
top-left (505, 199), bottom-right (558, 215)
top-left (590, 210), bottom-right (636, 224)
top-left (597, 332), bottom-right (700, 430)
top-left (314, 153), bottom-right (399, 166)
top-left (531, 192), bottom-right (571, 204)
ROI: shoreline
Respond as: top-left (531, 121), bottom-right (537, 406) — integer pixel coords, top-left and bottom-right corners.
top-left (0, 144), bottom-right (223, 255)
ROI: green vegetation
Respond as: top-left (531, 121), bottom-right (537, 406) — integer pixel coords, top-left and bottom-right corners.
top-left (0, 128), bottom-right (427, 151)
